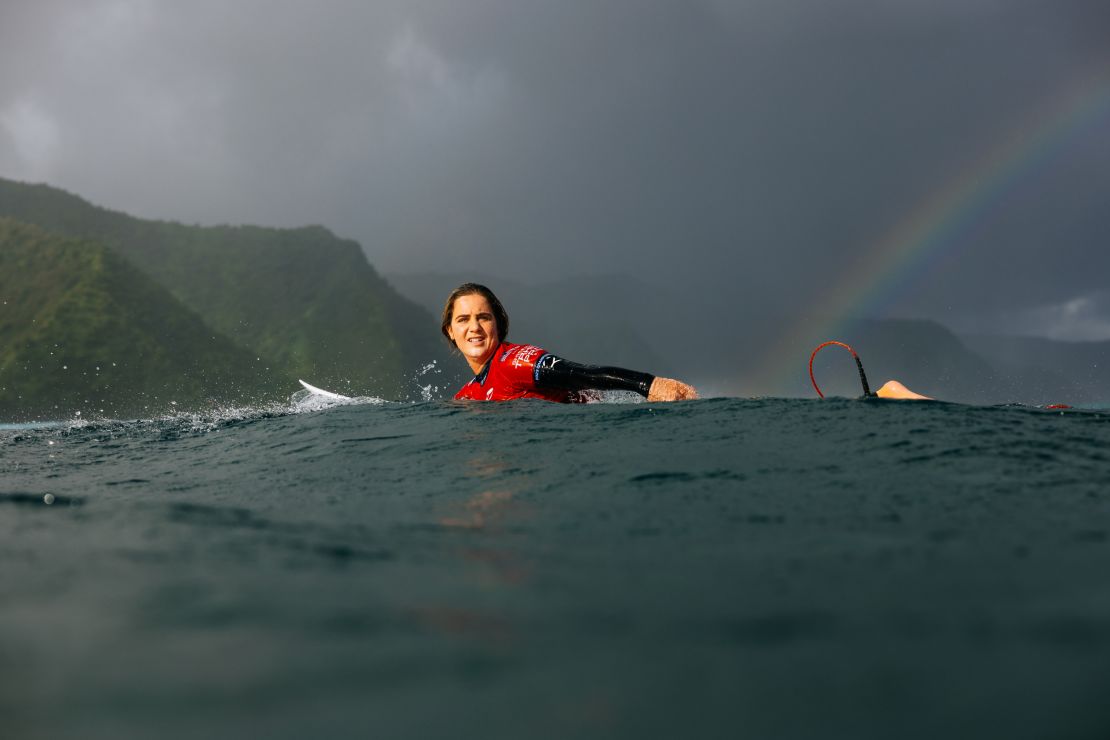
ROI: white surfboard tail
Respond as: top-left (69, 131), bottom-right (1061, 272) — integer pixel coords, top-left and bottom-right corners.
top-left (298, 379), bottom-right (351, 400)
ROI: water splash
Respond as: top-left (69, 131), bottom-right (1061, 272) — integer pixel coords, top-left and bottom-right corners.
top-left (289, 388), bottom-right (385, 414)
top-left (413, 359), bottom-right (445, 402)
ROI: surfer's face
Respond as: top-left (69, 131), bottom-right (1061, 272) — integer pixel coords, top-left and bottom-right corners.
top-left (448, 293), bottom-right (500, 372)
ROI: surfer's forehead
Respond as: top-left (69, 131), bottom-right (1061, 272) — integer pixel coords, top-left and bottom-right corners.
top-left (452, 294), bottom-right (494, 317)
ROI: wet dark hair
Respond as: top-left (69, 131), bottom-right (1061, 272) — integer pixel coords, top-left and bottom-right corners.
top-left (440, 283), bottom-right (510, 350)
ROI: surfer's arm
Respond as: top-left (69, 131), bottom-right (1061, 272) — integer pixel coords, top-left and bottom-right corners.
top-left (534, 355), bottom-right (698, 401)
top-left (534, 355), bottom-right (652, 395)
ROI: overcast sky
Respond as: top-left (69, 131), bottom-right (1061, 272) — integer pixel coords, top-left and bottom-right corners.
top-left (2, 0), bottom-right (1109, 339)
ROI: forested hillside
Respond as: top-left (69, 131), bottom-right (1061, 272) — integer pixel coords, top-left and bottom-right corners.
top-left (0, 219), bottom-right (293, 419)
top-left (0, 177), bottom-right (451, 412)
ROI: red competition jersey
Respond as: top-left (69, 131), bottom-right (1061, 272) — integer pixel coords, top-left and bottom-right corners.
top-left (454, 342), bottom-right (587, 403)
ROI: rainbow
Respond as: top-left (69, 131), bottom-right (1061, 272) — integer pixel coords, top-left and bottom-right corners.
top-left (751, 64), bottom-right (1110, 395)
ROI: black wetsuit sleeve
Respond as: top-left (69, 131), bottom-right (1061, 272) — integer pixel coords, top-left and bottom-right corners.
top-left (534, 354), bottom-right (655, 397)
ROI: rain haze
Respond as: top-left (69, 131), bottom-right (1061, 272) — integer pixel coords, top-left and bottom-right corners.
top-left (8, 10), bottom-right (1110, 738)
top-left (2, 0), bottom-right (1109, 355)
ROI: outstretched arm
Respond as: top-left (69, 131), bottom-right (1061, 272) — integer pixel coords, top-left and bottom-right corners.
top-left (534, 355), bottom-right (698, 401)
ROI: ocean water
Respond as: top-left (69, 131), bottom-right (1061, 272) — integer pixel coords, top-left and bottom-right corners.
top-left (2, 395), bottom-right (1110, 740)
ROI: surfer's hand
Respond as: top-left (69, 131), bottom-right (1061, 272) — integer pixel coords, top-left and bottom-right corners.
top-left (648, 377), bottom-right (699, 402)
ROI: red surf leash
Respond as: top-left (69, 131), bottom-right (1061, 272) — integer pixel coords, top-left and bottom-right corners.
top-left (809, 341), bottom-right (875, 399)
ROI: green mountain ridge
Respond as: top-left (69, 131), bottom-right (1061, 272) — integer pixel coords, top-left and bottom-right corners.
top-left (0, 219), bottom-right (291, 420)
top-left (0, 176), bottom-right (451, 408)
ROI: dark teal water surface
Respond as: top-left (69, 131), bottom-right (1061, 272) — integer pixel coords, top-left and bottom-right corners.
top-left (2, 396), bottom-right (1110, 739)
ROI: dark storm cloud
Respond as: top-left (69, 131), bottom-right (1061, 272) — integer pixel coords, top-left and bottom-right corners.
top-left (2, 0), bottom-right (1109, 337)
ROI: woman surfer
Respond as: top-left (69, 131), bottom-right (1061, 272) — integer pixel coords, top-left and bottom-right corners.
top-left (442, 283), bottom-right (699, 403)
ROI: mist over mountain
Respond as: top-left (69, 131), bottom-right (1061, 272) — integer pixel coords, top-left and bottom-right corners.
top-left (0, 177), bottom-right (451, 400)
top-left (0, 219), bottom-right (289, 419)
